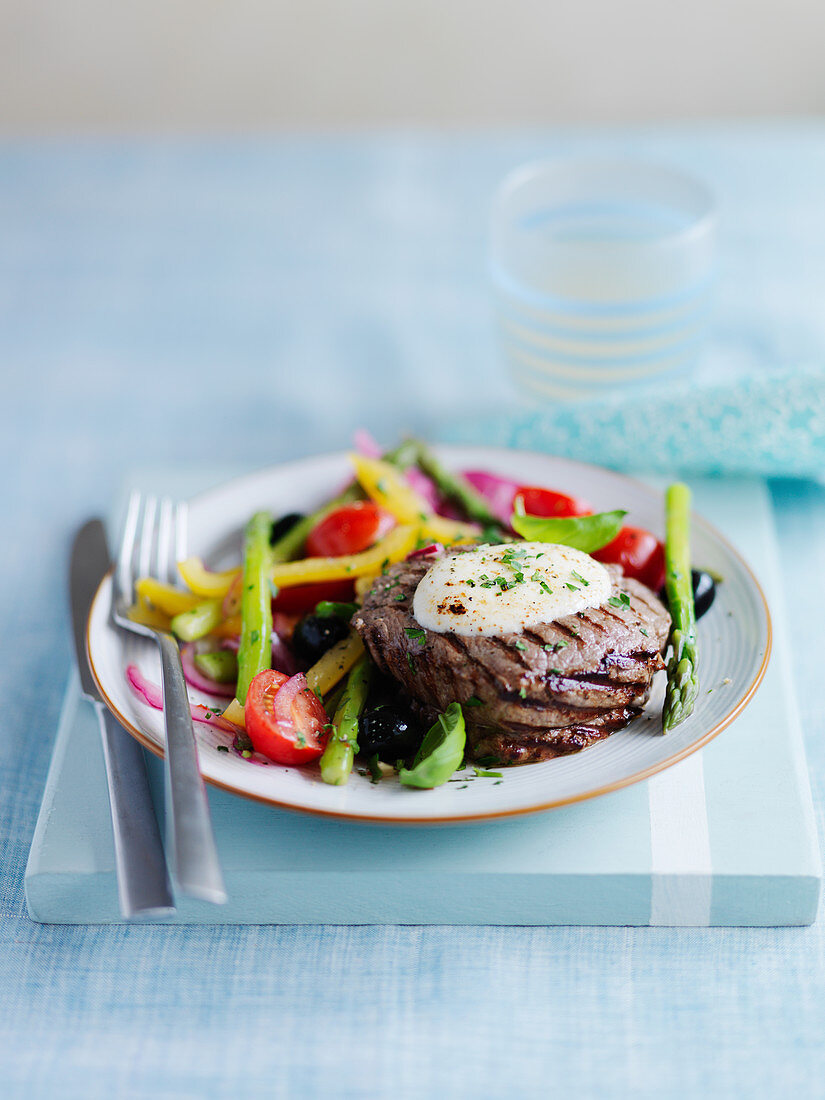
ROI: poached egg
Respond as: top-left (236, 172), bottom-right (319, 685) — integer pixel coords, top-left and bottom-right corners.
top-left (412, 542), bottom-right (611, 637)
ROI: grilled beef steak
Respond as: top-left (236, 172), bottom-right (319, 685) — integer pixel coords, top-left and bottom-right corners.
top-left (353, 551), bottom-right (671, 764)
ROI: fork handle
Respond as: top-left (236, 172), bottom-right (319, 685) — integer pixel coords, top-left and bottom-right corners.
top-left (95, 701), bottom-right (176, 919)
top-left (156, 631), bottom-right (227, 904)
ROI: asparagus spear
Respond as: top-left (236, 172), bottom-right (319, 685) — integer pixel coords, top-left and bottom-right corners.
top-left (270, 485), bottom-right (361, 564)
top-left (411, 441), bottom-right (504, 530)
top-left (269, 440), bottom-right (420, 563)
top-left (236, 511), bottom-right (273, 703)
top-left (662, 483), bottom-right (699, 730)
top-left (320, 655), bottom-right (372, 786)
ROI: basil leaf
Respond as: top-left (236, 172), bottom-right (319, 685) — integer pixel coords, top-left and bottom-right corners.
top-left (510, 508), bottom-right (627, 553)
top-left (398, 702), bottom-right (466, 789)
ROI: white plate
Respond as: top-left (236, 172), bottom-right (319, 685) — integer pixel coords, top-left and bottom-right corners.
top-left (88, 447), bottom-right (771, 824)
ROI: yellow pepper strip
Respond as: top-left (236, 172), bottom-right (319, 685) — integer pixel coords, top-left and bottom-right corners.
top-left (349, 454), bottom-right (479, 545)
top-left (134, 578), bottom-right (203, 616)
top-left (177, 557), bottom-right (241, 599)
top-left (127, 598), bottom-right (172, 632)
top-left (173, 523), bottom-right (419, 601)
top-left (306, 632), bottom-right (365, 698)
top-left (270, 523), bottom-right (419, 588)
top-left (222, 698), bottom-right (246, 730)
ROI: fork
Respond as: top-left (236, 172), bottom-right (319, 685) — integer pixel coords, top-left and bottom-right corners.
top-left (113, 491), bottom-right (227, 905)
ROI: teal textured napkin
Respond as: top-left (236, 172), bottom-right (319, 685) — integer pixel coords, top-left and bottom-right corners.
top-left (447, 363), bottom-right (825, 478)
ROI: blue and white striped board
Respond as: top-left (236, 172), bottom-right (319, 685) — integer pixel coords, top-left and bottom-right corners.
top-left (25, 477), bottom-right (820, 925)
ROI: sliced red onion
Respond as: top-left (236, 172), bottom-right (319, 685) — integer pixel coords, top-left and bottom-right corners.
top-left (209, 630), bottom-right (294, 675)
top-left (126, 664), bottom-right (240, 733)
top-left (272, 612), bottom-right (296, 640)
top-left (353, 428), bottom-right (383, 458)
top-left (408, 542), bottom-right (444, 559)
top-left (271, 630), bottom-right (299, 676)
top-left (190, 704), bottom-right (244, 734)
top-left (127, 664), bottom-right (163, 709)
top-left (404, 466), bottom-right (440, 511)
top-left (270, 672), bottom-right (304, 735)
top-left (462, 470), bottom-right (520, 525)
top-left (434, 500), bottom-right (463, 520)
top-left (179, 643), bottom-right (236, 698)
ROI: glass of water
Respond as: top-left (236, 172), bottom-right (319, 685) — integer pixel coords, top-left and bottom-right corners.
top-left (490, 158), bottom-right (716, 400)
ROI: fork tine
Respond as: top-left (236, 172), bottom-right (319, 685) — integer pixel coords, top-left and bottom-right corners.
top-left (108, 487), bottom-right (225, 904)
top-left (157, 497), bottom-right (175, 585)
top-left (115, 490), bottom-right (142, 605)
top-left (175, 500), bottom-right (189, 570)
top-left (139, 495), bottom-right (158, 580)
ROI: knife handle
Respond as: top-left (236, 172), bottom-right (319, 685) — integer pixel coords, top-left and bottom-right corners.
top-left (156, 631), bottom-right (227, 904)
top-left (95, 702), bottom-right (175, 919)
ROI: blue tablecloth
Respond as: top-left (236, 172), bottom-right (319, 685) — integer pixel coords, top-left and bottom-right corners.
top-left (4, 125), bottom-right (825, 1098)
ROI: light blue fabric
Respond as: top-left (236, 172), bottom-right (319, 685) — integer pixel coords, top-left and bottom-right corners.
top-left (448, 362), bottom-right (825, 477)
top-left (4, 127), bottom-right (825, 1098)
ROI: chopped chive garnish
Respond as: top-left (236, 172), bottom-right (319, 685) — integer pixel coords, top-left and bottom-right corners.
top-left (608, 592), bottom-right (632, 609)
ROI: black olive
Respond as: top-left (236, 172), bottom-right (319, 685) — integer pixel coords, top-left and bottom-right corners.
top-left (291, 614), bottom-right (349, 663)
top-left (270, 512), bottom-right (305, 546)
top-left (692, 570), bottom-right (716, 620)
top-left (659, 569), bottom-right (717, 621)
top-left (359, 705), bottom-right (423, 763)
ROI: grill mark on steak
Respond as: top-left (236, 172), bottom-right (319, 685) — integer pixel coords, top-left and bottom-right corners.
top-left (550, 621), bottom-right (581, 641)
top-left (470, 705), bottom-right (642, 764)
top-left (353, 550), bottom-right (671, 763)
top-left (522, 627), bottom-right (553, 650)
top-left (574, 610), bottom-right (608, 634)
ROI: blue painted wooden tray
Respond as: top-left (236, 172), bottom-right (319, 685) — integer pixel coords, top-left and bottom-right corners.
top-left (25, 477), bottom-right (820, 925)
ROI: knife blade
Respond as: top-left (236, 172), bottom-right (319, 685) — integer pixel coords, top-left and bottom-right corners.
top-left (70, 518), bottom-right (175, 919)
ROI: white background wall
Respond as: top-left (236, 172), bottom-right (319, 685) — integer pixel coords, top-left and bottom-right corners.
top-left (2, 0), bottom-right (824, 131)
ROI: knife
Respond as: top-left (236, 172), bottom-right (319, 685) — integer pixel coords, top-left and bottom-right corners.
top-left (70, 518), bottom-right (175, 919)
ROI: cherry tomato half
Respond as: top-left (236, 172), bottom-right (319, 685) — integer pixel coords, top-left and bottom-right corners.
top-left (244, 669), bottom-right (329, 766)
top-left (515, 486), bottom-right (592, 519)
top-left (594, 526), bottom-right (666, 592)
top-left (272, 578), bottom-right (356, 615)
top-left (305, 501), bottom-right (395, 558)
